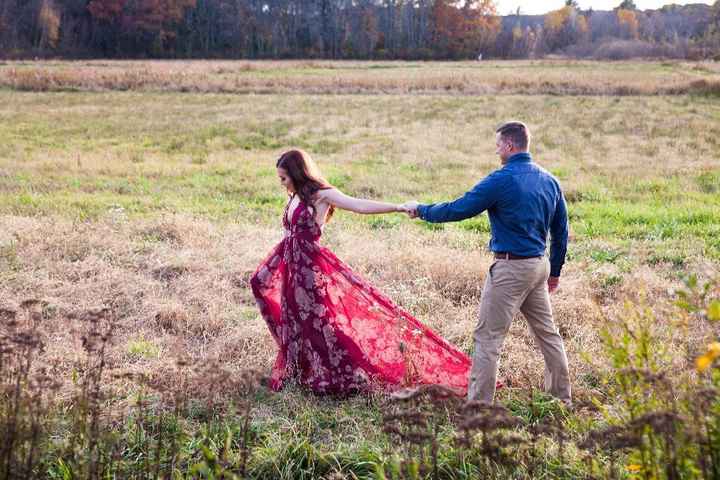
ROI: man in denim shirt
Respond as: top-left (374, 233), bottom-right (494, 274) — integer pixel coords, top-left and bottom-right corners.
top-left (403, 121), bottom-right (571, 405)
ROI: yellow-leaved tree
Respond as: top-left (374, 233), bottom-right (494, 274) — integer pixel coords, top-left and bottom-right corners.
top-left (543, 5), bottom-right (589, 52)
top-left (431, 0), bottom-right (500, 59)
top-left (617, 8), bottom-right (640, 40)
top-left (38, 0), bottom-right (61, 49)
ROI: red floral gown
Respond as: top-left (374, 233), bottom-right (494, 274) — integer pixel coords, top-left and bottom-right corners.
top-left (250, 196), bottom-right (471, 395)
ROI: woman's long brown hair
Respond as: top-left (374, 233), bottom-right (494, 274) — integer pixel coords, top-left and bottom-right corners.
top-left (276, 149), bottom-right (335, 222)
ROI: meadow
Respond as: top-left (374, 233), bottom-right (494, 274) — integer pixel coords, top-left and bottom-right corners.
top-left (1, 60), bottom-right (719, 478)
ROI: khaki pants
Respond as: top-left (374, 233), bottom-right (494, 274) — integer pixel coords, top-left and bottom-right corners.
top-left (468, 257), bottom-right (571, 404)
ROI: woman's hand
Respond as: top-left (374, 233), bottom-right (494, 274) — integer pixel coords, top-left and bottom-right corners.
top-left (399, 201), bottom-right (420, 218)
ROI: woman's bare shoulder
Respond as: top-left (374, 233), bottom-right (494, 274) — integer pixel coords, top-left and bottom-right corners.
top-left (314, 187), bottom-right (340, 202)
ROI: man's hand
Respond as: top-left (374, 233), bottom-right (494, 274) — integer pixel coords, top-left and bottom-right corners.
top-left (400, 201), bottom-right (420, 218)
top-left (547, 276), bottom-right (559, 294)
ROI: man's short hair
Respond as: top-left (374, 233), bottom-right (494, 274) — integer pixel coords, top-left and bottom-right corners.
top-left (496, 121), bottom-right (530, 150)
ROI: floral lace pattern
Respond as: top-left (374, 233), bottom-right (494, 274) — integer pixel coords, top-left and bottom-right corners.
top-left (250, 197), bottom-right (471, 394)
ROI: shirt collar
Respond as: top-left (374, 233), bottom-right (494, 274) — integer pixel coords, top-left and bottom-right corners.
top-left (506, 152), bottom-right (532, 164)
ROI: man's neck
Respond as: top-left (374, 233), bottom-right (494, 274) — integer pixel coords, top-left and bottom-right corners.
top-left (502, 151), bottom-right (531, 165)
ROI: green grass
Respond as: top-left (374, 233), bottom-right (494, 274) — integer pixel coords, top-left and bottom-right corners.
top-left (1, 90), bottom-right (719, 267)
top-left (127, 337), bottom-right (161, 359)
top-left (1, 61), bottom-right (720, 479)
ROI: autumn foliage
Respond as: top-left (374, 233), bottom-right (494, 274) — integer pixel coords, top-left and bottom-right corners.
top-left (37, 0), bottom-right (61, 49)
top-left (0, 0), bottom-right (716, 59)
top-left (87, 0), bottom-right (127, 22)
top-left (543, 6), bottom-right (590, 52)
top-left (431, 0), bottom-right (500, 58)
top-left (616, 9), bottom-right (640, 40)
top-left (86, 0), bottom-right (196, 52)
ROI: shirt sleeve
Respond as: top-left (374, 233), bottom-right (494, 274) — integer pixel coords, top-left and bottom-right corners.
top-left (549, 189), bottom-right (569, 277)
top-left (416, 172), bottom-right (504, 223)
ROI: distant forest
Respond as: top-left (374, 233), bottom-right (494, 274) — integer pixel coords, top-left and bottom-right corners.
top-left (1, 0), bottom-right (719, 59)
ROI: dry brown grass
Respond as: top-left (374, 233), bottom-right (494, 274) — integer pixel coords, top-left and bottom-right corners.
top-left (1, 215), bottom-right (264, 395)
top-left (1, 212), bottom-right (709, 404)
top-left (1, 59), bottom-right (719, 96)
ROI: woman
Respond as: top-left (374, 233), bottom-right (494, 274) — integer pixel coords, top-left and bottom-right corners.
top-left (250, 149), bottom-right (472, 395)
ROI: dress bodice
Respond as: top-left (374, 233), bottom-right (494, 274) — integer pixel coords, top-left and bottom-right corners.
top-left (284, 197), bottom-right (322, 241)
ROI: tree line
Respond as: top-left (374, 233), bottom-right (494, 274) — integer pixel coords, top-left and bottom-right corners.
top-left (1, 0), bottom-right (718, 59)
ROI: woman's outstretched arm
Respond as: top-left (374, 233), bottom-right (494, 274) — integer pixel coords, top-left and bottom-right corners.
top-left (316, 188), bottom-right (404, 214)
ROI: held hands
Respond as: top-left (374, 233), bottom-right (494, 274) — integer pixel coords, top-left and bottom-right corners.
top-left (398, 201), bottom-right (420, 218)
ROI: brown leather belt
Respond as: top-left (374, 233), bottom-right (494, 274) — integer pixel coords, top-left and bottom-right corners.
top-left (494, 252), bottom-right (542, 260)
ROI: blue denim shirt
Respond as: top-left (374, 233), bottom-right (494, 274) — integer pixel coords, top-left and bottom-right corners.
top-left (417, 152), bottom-right (568, 277)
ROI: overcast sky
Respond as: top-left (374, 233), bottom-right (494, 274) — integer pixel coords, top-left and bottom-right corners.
top-left (495, 0), bottom-right (713, 15)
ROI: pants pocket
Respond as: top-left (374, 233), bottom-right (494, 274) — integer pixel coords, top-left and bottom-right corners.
top-left (488, 261), bottom-right (498, 281)
top-left (489, 260), bottom-right (512, 285)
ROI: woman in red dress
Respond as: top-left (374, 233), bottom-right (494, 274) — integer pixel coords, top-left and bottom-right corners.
top-left (250, 149), bottom-right (472, 395)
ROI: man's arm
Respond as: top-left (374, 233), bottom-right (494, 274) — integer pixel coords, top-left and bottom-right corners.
top-left (549, 190), bottom-right (569, 279)
top-left (415, 172), bottom-right (504, 223)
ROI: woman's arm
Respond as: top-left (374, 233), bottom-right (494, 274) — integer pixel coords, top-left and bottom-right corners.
top-left (316, 188), bottom-right (403, 215)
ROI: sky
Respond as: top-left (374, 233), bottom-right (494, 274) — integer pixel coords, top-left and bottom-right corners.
top-left (494, 0), bottom-right (714, 15)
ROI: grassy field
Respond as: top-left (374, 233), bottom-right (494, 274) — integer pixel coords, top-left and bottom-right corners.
top-left (1, 60), bottom-right (720, 478)
top-left (2, 59), bottom-right (720, 95)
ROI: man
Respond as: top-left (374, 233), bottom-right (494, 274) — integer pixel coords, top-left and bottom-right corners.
top-left (403, 121), bottom-right (571, 405)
